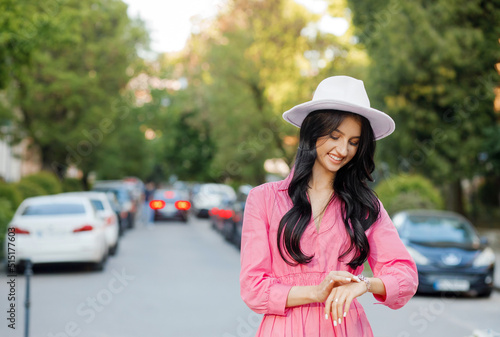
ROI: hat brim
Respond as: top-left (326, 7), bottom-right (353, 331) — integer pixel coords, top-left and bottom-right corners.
top-left (282, 99), bottom-right (395, 140)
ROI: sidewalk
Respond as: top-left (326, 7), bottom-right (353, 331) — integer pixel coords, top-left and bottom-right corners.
top-left (477, 228), bottom-right (500, 292)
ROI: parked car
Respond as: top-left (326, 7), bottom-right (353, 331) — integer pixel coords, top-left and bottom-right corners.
top-left (104, 191), bottom-right (127, 236)
top-left (5, 195), bottom-right (108, 271)
top-left (210, 185), bottom-right (252, 247)
top-left (61, 192), bottom-right (120, 255)
top-left (192, 183), bottom-right (236, 218)
top-left (230, 185), bottom-right (252, 249)
top-left (93, 181), bottom-right (137, 229)
top-left (392, 209), bottom-right (496, 297)
top-left (150, 188), bottom-right (191, 222)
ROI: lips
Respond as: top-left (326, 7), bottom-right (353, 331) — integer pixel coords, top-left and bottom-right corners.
top-left (328, 153), bottom-right (344, 163)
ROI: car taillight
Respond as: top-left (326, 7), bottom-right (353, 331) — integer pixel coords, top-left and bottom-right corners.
top-left (73, 225), bottom-right (93, 233)
top-left (12, 227), bottom-right (30, 235)
top-left (175, 200), bottom-right (191, 211)
top-left (220, 209), bottom-right (234, 219)
top-left (150, 200), bottom-right (166, 210)
top-left (210, 207), bottom-right (219, 216)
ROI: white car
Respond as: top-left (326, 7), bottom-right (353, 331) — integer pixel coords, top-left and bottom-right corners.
top-left (192, 183), bottom-right (236, 218)
top-left (61, 192), bottom-right (120, 255)
top-left (5, 195), bottom-right (108, 271)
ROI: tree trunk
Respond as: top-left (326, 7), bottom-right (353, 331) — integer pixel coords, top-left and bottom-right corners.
top-left (81, 171), bottom-right (90, 191)
top-left (446, 179), bottom-right (466, 216)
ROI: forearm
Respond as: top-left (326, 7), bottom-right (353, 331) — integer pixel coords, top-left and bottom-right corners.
top-left (367, 277), bottom-right (387, 297)
top-left (286, 286), bottom-right (318, 308)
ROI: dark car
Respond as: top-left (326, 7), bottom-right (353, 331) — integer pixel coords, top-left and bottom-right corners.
top-left (208, 185), bottom-right (251, 248)
top-left (150, 188), bottom-right (191, 222)
top-left (92, 181), bottom-right (137, 229)
top-left (392, 210), bottom-right (496, 297)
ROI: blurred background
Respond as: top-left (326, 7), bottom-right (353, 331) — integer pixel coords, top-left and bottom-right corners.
top-left (0, 0), bottom-right (499, 336)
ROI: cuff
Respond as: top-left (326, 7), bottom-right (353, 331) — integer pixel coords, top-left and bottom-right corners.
top-left (372, 274), bottom-right (399, 307)
top-left (268, 283), bottom-right (293, 316)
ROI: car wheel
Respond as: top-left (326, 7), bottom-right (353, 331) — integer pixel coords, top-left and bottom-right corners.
top-left (477, 288), bottom-right (493, 298)
top-left (93, 252), bottom-right (107, 272)
top-left (109, 242), bottom-right (119, 256)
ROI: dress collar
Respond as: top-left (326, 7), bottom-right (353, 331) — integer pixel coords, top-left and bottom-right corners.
top-left (277, 165), bottom-right (295, 191)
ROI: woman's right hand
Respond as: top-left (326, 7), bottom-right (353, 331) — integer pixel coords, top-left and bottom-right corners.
top-left (312, 271), bottom-right (361, 303)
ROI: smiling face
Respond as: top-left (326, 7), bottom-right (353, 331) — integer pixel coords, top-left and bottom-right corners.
top-left (313, 115), bottom-right (362, 177)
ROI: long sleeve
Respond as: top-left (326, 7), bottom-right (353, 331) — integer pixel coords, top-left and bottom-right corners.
top-left (366, 202), bottom-right (418, 309)
top-left (240, 186), bottom-right (293, 316)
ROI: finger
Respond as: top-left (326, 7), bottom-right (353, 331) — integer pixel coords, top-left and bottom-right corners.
top-left (343, 295), bottom-right (354, 322)
top-left (329, 271), bottom-right (361, 283)
top-left (331, 291), bottom-right (340, 327)
top-left (330, 275), bottom-right (354, 287)
top-left (336, 293), bottom-right (347, 326)
top-left (324, 289), bottom-right (336, 319)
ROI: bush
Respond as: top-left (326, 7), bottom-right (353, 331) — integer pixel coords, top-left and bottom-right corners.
top-left (0, 198), bottom-right (14, 260)
top-left (21, 172), bottom-right (62, 195)
top-left (375, 174), bottom-right (444, 216)
top-left (62, 178), bottom-right (84, 192)
top-left (0, 183), bottom-right (23, 210)
top-left (14, 180), bottom-right (46, 200)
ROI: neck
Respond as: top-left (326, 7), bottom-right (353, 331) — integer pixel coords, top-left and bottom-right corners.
top-left (309, 162), bottom-right (335, 192)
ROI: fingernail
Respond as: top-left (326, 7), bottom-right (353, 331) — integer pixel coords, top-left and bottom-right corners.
top-left (330, 279), bottom-right (333, 283)
top-left (345, 277), bottom-right (351, 281)
top-left (343, 312), bottom-right (347, 317)
top-left (354, 276), bottom-right (360, 282)
top-left (334, 320), bottom-right (337, 327)
top-left (325, 314), bottom-right (328, 320)
top-left (335, 298), bottom-right (338, 303)
top-left (338, 318), bottom-right (342, 325)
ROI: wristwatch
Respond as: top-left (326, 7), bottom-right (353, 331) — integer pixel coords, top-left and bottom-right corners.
top-left (357, 274), bottom-right (371, 292)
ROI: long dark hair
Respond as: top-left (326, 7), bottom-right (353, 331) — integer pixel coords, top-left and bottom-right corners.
top-left (277, 109), bottom-right (380, 269)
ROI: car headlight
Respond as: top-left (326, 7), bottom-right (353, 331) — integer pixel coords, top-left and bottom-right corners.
top-left (473, 247), bottom-right (496, 267)
top-left (406, 246), bottom-right (430, 265)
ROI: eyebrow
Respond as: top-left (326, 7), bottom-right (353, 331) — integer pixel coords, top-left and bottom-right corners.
top-left (333, 128), bottom-right (361, 139)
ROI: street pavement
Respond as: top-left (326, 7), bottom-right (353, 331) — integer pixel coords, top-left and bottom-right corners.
top-left (1, 216), bottom-right (499, 337)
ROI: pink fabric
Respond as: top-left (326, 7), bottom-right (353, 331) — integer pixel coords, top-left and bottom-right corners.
top-left (240, 171), bottom-right (418, 336)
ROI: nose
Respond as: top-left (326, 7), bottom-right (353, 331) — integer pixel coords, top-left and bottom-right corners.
top-left (336, 140), bottom-right (348, 157)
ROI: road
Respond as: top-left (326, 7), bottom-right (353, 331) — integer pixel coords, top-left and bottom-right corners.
top-left (1, 216), bottom-right (499, 337)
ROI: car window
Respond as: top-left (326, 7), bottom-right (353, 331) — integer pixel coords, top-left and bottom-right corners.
top-left (403, 215), bottom-right (477, 244)
top-left (22, 203), bottom-right (87, 215)
top-left (90, 199), bottom-right (105, 211)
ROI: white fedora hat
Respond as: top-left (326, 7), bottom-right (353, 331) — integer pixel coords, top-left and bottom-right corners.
top-left (282, 76), bottom-right (395, 140)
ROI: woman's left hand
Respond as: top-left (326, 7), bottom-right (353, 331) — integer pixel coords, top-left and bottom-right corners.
top-left (324, 280), bottom-right (368, 326)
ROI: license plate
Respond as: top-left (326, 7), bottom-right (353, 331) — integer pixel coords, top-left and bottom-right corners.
top-left (162, 204), bottom-right (176, 213)
top-left (434, 279), bottom-right (470, 291)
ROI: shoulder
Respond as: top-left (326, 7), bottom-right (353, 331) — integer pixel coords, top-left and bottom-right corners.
top-left (248, 180), bottom-right (281, 198)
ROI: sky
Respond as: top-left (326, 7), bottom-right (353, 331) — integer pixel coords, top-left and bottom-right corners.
top-left (122, 0), bottom-right (348, 54)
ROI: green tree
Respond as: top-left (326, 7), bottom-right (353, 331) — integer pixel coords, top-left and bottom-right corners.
top-left (1, 0), bottom-right (149, 185)
top-left (347, 0), bottom-right (500, 214)
top-left (177, 0), bottom-right (366, 184)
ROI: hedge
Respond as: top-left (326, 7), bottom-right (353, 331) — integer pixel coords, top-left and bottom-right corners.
top-left (21, 172), bottom-right (62, 195)
top-left (14, 180), bottom-right (46, 200)
top-left (0, 198), bottom-right (14, 260)
top-left (375, 174), bottom-right (444, 216)
top-left (0, 183), bottom-right (23, 210)
top-left (62, 178), bottom-right (84, 192)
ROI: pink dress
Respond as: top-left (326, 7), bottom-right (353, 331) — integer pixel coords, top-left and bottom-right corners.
top-left (240, 171), bottom-right (418, 336)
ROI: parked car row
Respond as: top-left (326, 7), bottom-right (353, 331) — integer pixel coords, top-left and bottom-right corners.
top-left (4, 178), bottom-right (145, 273)
top-left (206, 184), bottom-right (252, 250)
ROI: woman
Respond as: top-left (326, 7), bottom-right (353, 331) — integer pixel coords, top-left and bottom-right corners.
top-left (240, 76), bottom-right (418, 336)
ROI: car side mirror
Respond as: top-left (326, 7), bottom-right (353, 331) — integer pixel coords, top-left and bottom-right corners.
top-left (479, 236), bottom-right (489, 246)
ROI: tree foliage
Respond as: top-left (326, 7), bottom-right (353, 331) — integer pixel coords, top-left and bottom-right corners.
top-left (169, 0), bottom-right (367, 184)
top-left (347, 0), bottom-right (500, 213)
top-left (0, 0), bottom-right (149, 183)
